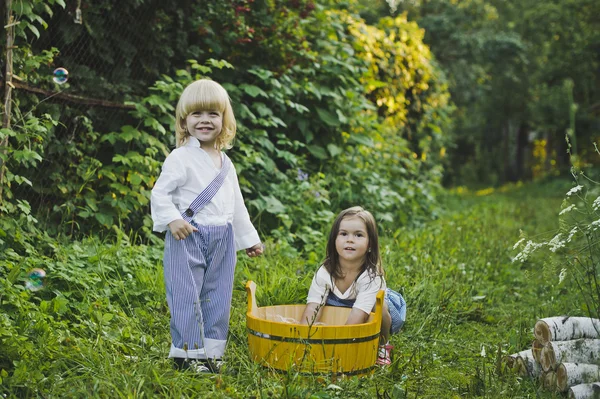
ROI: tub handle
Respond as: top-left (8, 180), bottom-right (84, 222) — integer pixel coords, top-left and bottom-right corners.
top-left (374, 289), bottom-right (385, 328)
top-left (246, 280), bottom-right (258, 316)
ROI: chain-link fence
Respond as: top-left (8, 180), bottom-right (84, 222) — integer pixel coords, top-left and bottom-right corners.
top-left (1, 0), bottom-right (169, 221)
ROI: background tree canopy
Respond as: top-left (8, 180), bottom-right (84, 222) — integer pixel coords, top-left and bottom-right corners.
top-left (360, 0), bottom-right (600, 186)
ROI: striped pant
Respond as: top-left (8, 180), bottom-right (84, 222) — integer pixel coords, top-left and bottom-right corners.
top-left (163, 222), bottom-right (236, 360)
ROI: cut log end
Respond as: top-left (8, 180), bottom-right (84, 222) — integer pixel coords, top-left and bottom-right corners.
top-left (515, 357), bottom-right (529, 377)
top-left (535, 320), bottom-right (552, 346)
top-left (541, 370), bottom-right (557, 391)
top-left (503, 355), bottom-right (516, 370)
top-left (532, 339), bottom-right (545, 364)
top-left (557, 363), bottom-right (568, 392)
top-left (540, 343), bottom-right (556, 372)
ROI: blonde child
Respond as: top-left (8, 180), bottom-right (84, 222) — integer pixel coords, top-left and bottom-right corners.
top-left (151, 79), bottom-right (264, 373)
top-left (300, 206), bottom-right (406, 366)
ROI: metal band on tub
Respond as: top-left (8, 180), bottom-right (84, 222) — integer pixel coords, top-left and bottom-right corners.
top-left (246, 328), bottom-right (380, 344)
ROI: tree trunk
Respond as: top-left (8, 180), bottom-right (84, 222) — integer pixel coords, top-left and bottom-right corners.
top-left (541, 339), bottom-right (600, 372)
top-left (0, 0), bottom-right (14, 203)
top-left (569, 383), bottom-right (600, 399)
top-left (535, 317), bottom-right (600, 345)
top-left (557, 363), bottom-right (600, 393)
top-left (515, 122), bottom-right (529, 180)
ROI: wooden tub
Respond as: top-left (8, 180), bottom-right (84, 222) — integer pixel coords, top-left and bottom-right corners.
top-left (245, 280), bottom-right (384, 376)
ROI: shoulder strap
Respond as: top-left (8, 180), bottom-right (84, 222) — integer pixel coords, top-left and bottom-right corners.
top-left (181, 155), bottom-right (232, 222)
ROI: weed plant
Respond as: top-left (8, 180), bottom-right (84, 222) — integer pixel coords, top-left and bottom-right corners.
top-left (1, 182), bottom-right (570, 398)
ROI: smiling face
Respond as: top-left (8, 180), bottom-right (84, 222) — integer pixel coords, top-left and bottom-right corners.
top-left (175, 79), bottom-right (236, 149)
top-left (185, 110), bottom-right (223, 148)
top-left (335, 216), bottom-right (370, 267)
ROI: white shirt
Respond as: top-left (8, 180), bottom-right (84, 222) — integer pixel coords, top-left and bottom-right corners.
top-left (151, 137), bottom-right (260, 251)
top-left (306, 265), bottom-right (386, 315)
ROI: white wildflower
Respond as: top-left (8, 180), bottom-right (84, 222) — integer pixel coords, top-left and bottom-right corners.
top-left (559, 268), bottom-right (567, 284)
top-left (593, 196), bottom-right (600, 211)
top-left (548, 233), bottom-right (566, 252)
top-left (559, 204), bottom-right (577, 216)
top-left (513, 240), bottom-right (545, 263)
top-left (481, 345), bottom-right (486, 357)
top-left (589, 219), bottom-right (600, 232)
top-left (566, 185), bottom-right (583, 197)
top-left (567, 226), bottom-right (578, 242)
top-left (513, 237), bottom-right (526, 250)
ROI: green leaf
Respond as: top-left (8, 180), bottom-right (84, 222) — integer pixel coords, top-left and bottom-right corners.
top-left (327, 144), bottom-right (343, 157)
top-left (254, 103), bottom-right (273, 117)
top-left (315, 107), bottom-right (340, 127)
top-left (241, 84), bottom-right (268, 98)
top-left (95, 213), bottom-right (114, 227)
top-left (261, 195), bottom-right (286, 214)
top-left (307, 145), bottom-right (328, 160)
top-left (248, 69), bottom-right (273, 81)
top-left (14, 175), bottom-right (33, 186)
top-left (206, 58), bottom-right (233, 69)
top-left (7, 264), bottom-right (21, 283)
top-left (129, 173), bottom-right (142, 186)
top-left (348, 134), bottom-right (374, 147)
top-left (27, 24), bottom-right (40, 39)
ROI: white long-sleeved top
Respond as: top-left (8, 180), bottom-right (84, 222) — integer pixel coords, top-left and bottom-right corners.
top-left (306, 266), bottom-right (386, 315)
top-left (151, 137), bottom-right (260, 251)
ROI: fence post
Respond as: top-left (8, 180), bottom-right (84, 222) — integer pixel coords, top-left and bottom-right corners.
top-left (0, 0), bottom-right (14, 203)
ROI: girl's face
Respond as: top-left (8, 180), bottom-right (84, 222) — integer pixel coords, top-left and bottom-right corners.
top-left (185, 110), bottom-right (223, 148)
top-left (335, 216), bottom-right (370, 266)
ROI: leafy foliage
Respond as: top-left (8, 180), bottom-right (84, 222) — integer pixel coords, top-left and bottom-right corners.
top-left (1, 1), bottom-right (452, 250)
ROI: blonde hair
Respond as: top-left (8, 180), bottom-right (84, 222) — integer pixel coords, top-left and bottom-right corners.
top-left (323, 206), bottom-right (384, 280)
top-left (175, 79), bottom-right (236, 149)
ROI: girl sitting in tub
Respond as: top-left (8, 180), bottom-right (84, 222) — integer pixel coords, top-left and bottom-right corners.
top-left (300, 206), bottom-right (406, 366)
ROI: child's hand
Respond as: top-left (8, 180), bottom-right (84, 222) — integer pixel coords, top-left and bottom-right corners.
top-left (168, 219), bottom-right (198, 240)
top-left (246, 243), bottom-right (265, 258)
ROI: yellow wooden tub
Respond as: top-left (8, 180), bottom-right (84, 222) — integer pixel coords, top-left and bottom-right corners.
top-left (245, 280), bottom-right (384, 376)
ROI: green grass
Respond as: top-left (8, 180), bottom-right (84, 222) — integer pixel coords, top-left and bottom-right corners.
top-left (1, 181), bottom-right (580, 398)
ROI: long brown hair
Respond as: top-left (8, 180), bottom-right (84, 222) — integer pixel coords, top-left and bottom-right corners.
top-left (323, 206), bottom-right (383, 281)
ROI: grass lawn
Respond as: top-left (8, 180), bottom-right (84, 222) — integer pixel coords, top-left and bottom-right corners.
top-left (1, 181), bottom-right (579, 398)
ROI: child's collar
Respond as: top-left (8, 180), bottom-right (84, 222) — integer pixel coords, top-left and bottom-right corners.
top-left (185, 136), bottom-right (201, 148)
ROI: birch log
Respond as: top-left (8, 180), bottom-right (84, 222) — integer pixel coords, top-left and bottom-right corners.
top-left (505, 349), bottom-right (533, 369)
top-left (535, 317), bottom-right (600, 346)
top-left (519, 354), bottom-right (542, 378)
top-left (557, 363), bottom-right (600, 392)
top-left (540, 339), bottom-right (600, 372)
top-left (569, 382), bottom-right (600, 399)
top-left (504, 349), bottom-right (542, 377)
top-left (532, 339), bottom-right (544, 363)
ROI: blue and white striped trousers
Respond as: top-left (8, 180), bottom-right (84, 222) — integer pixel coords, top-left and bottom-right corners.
top-left (163, 221), bottom-right (236, 360)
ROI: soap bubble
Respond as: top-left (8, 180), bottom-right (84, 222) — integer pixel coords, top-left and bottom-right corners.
top-left (26, 268), bottom-right (46, 291)
top-left (53, 68), bottom-right (69, 84)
